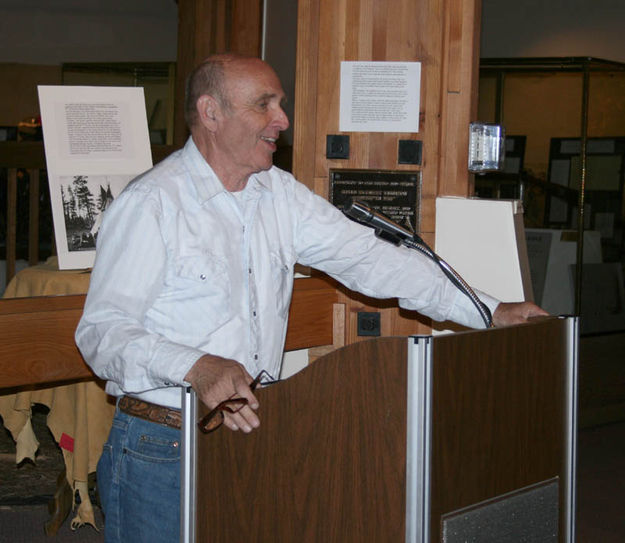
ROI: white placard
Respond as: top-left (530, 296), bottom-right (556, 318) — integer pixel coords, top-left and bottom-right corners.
top-left (339, 61), bottom-right (420, 133)
top-left (435, 197), bottom-right (532, 304)
top-left (38, 86), bottom-right (153, 270)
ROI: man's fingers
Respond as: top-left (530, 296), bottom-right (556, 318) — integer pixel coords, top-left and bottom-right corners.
top-left (224, 404), bottom-right (260, 433)
top-left (234, 379), bottom-right (260, 410)
top-left (214, 380), bottom-right (260, 433)
top-left (493, 301), bottom-right (550, 327)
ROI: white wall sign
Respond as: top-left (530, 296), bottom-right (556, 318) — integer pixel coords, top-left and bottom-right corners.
top-left (339, 61), bottom-right (421, 133)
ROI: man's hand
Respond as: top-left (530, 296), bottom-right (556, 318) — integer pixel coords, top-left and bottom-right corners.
top-left (184, 354), bottom-right (260, 433)
top-left (492, 301), bottom-right (549, 327)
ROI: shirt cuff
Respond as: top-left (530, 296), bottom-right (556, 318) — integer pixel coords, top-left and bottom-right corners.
top-left (450, 287), bottom-right (501, 329)
top-left (155, 345), bottom-right (207, 388)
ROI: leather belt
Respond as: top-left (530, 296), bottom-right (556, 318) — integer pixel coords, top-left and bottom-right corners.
top-left (118, 396), bottom-right (182, 430)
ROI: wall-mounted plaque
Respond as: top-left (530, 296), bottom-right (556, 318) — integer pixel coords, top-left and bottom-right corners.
top-left (330, 169), bottom-right (421, 232)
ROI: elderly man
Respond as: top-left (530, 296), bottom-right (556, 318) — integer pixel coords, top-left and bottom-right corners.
top-left (76, 53), bottom-right (546, 542)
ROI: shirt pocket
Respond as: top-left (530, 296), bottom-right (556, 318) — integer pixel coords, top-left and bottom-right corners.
top-left (168, 253), bottom-right (232, 332)
top-left (270, 250), bottom-right (294, 318)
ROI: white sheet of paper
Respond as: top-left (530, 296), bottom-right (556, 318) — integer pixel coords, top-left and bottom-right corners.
top-left (339, 61), bottom-right (420, 133)
top-left (38, 86), bottom-right (152, 270)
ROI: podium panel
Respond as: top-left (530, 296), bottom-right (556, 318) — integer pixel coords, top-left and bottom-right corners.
top-left (427, 318), bottom-right (575, 542)
top-left (182, 317), bottom-right (577, 542)
top-left (184, 337), bottom-right (409, 542)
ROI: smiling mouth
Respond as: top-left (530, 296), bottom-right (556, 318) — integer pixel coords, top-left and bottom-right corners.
top-left (260, 136), bottom-right (278, 151)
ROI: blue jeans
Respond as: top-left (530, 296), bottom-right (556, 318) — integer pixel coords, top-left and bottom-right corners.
top-left (97, 408), bottom-right (181, 543)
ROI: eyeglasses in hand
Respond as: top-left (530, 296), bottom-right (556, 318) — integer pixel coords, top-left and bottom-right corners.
top-left (197, 370), bottom-right (278, 434)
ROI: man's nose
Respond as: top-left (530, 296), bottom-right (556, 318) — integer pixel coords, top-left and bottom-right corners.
top-left (274, 106), bottom-right (289, 131)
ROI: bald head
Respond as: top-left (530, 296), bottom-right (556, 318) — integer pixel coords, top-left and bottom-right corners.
top-left (184, 53), bottom-right (267, 129)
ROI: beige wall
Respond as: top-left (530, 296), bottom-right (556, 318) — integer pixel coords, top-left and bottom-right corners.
top-left (0, 63), bottom-right (173, 133)
top-left (0, 1), bottom-right (177, 133)
top-left (0, 64), bottom-right (62, 127)
top-left (478, 71), bottom-right (625, 178)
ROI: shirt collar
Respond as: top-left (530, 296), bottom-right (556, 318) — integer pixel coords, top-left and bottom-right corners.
top-left (182, 137), bottom-right (273, 204)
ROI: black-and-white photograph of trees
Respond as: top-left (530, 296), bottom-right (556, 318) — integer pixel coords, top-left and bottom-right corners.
top-left (60, 174), bottom-right (132, 252)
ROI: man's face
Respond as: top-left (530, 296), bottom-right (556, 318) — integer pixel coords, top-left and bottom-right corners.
top-left (212, 59), bottom-right (289, 183)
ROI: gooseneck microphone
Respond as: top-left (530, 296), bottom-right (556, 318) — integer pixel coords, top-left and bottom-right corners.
top-left (343, 199), bottom-right (493, 328)
top-left (344, 200), bottom-right (415, 244)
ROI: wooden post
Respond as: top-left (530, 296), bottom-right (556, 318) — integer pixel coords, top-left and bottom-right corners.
top-left (6, 168), bottom-right (17, 284)
top-left (28, 169), bottom-right (40, 266)
top-left (173, 0), bottom-right (264, 148)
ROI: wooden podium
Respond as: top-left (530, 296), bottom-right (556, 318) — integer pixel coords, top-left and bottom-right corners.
top-left (181, 317), bottom-right (578, 542)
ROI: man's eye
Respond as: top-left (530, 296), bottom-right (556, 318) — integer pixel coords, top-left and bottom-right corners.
top-left (258, 101), bottom-right (268, 110)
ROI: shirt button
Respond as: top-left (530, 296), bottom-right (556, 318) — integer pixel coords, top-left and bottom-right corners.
top-left (199, 274), bottom-right (206, 280)
top-left (253, 311), bottom-right (257, 317)
top-left (254, 354), bottom-right (258, 360)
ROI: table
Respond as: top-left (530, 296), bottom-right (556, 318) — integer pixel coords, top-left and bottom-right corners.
top-left (0, 257), bottom-right (115, 532)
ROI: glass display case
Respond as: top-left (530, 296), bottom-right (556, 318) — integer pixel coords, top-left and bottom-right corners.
top-left (477, 57), bottom-right (625, 332)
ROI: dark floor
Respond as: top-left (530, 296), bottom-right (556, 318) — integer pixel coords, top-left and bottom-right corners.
top-left (0, 405), bottom-right (104, 542)
top-left (0, 406), bottom-right (84, 508)
top-left (0, 505), bottom-right (104, 543)
top-left (576, 421), bottom-right (625, 542)
top-left (0, 406), bottom-right (624, 541)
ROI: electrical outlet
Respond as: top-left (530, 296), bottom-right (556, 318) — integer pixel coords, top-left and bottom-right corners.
top-left (357, 312), bottom-right (381, 336)
top-left (398, 139), bottom-right (422, 165)
top-left (326, 134), bottom-right (350, 159)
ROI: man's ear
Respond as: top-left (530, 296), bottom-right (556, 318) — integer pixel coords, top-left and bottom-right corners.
top-left (196, 95), bottom-right (219, 130)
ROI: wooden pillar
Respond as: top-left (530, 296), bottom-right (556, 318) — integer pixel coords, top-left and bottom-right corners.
top-left (293, 0), bottom-right (482, 340)
top-left (28, 169), bottom-right (40, 266)
top-left (438, 0), bottom-right (482, 197)
top-left (173, 0), bottom-right (264, 147)
top-left (6, 168), bottom-right (17, 284)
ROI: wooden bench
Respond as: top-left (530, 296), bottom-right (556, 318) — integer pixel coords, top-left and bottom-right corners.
top-left (0, 275), bottom-right (344, 389)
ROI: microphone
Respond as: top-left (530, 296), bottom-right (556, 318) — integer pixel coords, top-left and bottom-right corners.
top-left (344, 200), bottom-right (415, 243)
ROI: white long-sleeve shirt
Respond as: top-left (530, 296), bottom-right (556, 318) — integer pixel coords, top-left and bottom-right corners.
top-left (75, 137), bottom-right (499, 408)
